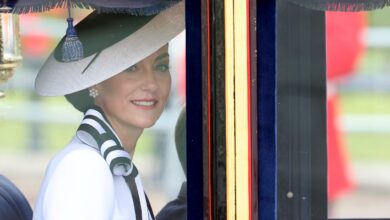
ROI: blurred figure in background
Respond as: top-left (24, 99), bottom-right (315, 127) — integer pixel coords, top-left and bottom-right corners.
top-left (157, 106), bottom-right (187, 220)
top-left (0, 175), bottom-right (32, 220)
top-left (326, 11), bottom-right (366, 206)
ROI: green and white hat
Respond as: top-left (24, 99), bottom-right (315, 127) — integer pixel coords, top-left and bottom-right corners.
top-left (35, 1), bottom-right (184, 96)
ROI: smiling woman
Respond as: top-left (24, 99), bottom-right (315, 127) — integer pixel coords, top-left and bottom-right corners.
top-left (31, 2), bottom-right (184, 220)
top-left (93, 46), bottom-right (171, 155)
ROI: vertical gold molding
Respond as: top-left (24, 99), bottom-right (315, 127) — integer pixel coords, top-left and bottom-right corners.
top-left (225, 0), bottom-right (250, 219)
top-left (234, 0), bottom-right (250, 219)
top-left (224, 0), bottom-right (236, 219)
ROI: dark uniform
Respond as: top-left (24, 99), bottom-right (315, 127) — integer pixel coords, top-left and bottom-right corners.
top-left (156, 182), bottom-right (187, 220)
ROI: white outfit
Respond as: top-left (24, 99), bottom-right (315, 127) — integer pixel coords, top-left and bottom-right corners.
top-left (33, 108), bottom-right (153, 220)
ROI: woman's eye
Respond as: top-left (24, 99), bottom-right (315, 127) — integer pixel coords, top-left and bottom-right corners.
top-left (156, 64), bottom-right (169, 72)
top-left (126, 65), bottom-right (137, 72)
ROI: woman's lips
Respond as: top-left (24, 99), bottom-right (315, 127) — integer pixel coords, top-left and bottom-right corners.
top-left (130, 100), bottom-right (158, 109)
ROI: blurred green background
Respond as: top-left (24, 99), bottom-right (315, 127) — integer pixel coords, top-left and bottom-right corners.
top-left (340, 7), bottom-right (390, 163)
top-left (328, 7), bottom-right (390, 218)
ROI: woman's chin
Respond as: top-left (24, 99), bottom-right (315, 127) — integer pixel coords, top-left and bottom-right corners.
top-left (131, 119), bottom-right (158, 129)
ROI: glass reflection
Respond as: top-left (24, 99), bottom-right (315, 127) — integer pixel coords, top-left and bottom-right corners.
top-left (327, 8), bottom-right (390, 219)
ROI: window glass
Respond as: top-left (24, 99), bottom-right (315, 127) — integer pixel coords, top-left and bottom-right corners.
top-left (327, 8), bottom-right (390, 218)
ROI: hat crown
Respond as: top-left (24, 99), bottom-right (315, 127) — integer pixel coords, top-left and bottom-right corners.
top-left (54, 12), bottom-right (156, 62)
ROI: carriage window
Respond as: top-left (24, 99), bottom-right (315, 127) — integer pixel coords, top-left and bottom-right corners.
top-left (0, 5), bottom-right (188, 218)
top-left (327, 8), bottom-right (390, 219)
top-left (277, 1), bottom-right (390, 219)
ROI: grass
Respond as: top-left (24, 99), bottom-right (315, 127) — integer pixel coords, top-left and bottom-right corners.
top-left (0, 120), bottom-right (78, 153)
top-left (358, 49), bottom-right (390, 73)
top-left (340, 92), bottom-right (390, 114)
top-left (0, 120), bottom-right (28, 152)
top-left (0, 90), bottom-right (158, 155)
top-left (368, 7), bottom-right (390, 27)
top-left (0, 120), bottom-right (157, 155)
top-left (346, 133), bottom-right (390, 162)
top-left (336, 8), bottom-right (390, 163)
top-left (339, 92), bottom-right (390, 162)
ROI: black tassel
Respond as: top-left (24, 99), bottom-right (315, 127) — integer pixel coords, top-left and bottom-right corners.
top-left (61, 1), bottom-right (83, 62)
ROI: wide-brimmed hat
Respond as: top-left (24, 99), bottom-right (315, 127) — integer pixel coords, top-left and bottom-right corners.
top-left (35, 1), bottom-right (184, 96)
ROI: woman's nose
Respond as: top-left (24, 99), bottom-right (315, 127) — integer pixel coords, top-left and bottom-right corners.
top-left (141, 70), bottom-right (158, 91)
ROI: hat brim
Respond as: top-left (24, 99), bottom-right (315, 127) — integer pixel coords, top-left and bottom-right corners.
top-left (35, 1), bottom-right (184, 96)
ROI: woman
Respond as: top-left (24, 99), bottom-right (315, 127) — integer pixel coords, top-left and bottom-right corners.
top-left (32, 2), bottom-right (184, 220)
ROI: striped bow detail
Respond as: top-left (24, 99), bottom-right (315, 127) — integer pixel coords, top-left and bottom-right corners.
top-left (76, 106), bottom-right (155, 220)
top-left (76, 106), bottom-right (134, 176)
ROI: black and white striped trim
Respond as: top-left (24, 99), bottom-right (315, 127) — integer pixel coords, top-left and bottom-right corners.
top-left (77, 107), bottom-right (133, 176)
top-left (76, 106), bottom-right (155, 220)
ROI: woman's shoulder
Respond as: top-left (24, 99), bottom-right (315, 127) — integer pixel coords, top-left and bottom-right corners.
top-left (45, 137), bottom-right (112, 183)
top-left (34, 137), bottom-right (116, 220)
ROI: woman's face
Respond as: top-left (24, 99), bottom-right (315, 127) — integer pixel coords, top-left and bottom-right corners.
top-left (95, 45), bottom-right (171, 130)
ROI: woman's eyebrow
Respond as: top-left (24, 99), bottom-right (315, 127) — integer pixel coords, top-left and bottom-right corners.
top-left (155, 53), bottom-right (169, 62)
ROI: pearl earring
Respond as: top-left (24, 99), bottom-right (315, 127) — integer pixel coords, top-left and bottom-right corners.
top-left (89, 87), bottom-right (99, 98)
